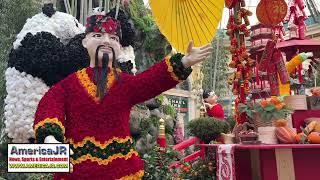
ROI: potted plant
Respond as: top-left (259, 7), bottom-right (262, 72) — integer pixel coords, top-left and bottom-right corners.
top-left (238, 96), bottom-right (293, 144)
top-left (187, 117), bottom-right (230, 144)
top-left (238, 96), bottom-right (292, 126)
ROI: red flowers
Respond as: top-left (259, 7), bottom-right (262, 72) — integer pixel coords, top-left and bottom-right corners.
top-left (93, 25), bottom-right (100, 32)
top-left (85, 15), bottom-right (121, 35)
top-left (100, 18), bottom-right (119, 34)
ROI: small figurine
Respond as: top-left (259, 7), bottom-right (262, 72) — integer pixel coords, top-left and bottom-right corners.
top-left (202, 90), bottom-right (225, 119)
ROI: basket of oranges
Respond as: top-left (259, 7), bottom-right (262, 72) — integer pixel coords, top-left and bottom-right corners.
top-left (239, 96), bottom-right (293, 128)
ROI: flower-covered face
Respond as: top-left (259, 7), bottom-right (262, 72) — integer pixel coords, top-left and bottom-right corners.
top-left (82, 32), bottom-right (121, 67)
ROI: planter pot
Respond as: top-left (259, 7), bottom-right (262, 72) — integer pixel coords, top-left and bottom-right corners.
top-left (221, 133), bottom-right (235, 144)
top-left (258, 127), bottom-right (278, 144)
top-left (252, 112), bottom-right (274, 128)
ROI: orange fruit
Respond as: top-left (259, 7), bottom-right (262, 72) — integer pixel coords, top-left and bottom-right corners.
top-left (295, 132), bottom-right (307, 143)
top-left (270, 97), bottom-right (281, 105)
top-left (274, 119), bottom-right (288, 127)
top-left (260, 100), bottom-right (269, 107)
top-left (275, 103), bottom-right (285, 110)
top-left (308, 132), bottom-right (320, 144)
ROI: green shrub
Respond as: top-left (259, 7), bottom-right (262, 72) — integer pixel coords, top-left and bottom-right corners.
top-left (226, 116), bottom-right (236, 131)
top-left (187, 117), bottom-right (230, 143)
top-left (155, 95), bottom-right (164, 105)
top-left (162, 105), bottom-right (177, 118)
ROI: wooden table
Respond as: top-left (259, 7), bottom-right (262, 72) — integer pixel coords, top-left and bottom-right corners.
top-left (198, 144), bottom-right (320, 180)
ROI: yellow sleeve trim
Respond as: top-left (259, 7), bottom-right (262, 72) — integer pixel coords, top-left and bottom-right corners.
top-left (120, 170), bottom-right (144, 180)
top-left (69, 136), bottom-right (133, 149)
top-left (71, 149), bottom-right (139, 165)
top-left (34, 117), bottom-right (65, 134)
top-left (165, 57), bottom-right (182, 83)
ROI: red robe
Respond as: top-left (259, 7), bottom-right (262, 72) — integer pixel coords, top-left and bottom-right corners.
top-left (206, 104), bottom-right (225, 119)
top-left (33, 57), bottom-right (189, 179)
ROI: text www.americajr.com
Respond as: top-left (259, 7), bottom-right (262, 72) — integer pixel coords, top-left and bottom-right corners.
top-left (9, 163), bottom-right (68, 168)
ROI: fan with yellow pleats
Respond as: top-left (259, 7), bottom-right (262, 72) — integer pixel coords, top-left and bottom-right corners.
top-left (149, 0), bottom-right (225, 53)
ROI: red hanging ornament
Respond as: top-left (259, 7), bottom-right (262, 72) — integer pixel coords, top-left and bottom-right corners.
top-left (256, 0), bottom-right (288, 26)
top-left (225, 0), bottom-right (236, 9)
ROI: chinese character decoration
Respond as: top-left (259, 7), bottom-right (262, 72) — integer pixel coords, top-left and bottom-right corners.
top-left (256, 0), bottom-right (288, 26)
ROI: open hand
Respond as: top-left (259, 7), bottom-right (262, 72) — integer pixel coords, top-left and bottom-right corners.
top-left (181, 41), bottom-right (213, 68)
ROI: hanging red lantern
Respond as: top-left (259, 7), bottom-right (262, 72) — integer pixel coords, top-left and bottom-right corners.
top-left (256, 0), bottom-right (288, 26)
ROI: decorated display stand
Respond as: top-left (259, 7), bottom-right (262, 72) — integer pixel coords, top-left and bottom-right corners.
top-left (198, 143), bottom-right (320, 180)
top-left (172, 0), bottom-right (320, 180)
top-left (152, 0), bottom-right (320, 178)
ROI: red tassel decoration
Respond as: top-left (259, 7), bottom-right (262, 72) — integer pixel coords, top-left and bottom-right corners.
top-left (268, 62), bottom-right (280, 96)
top-left (240, 83), bottom-right (246, 103)
top-left (273, 50), bottom-right (290, 83)
top-left (259, 40), bottom-right (276, 72)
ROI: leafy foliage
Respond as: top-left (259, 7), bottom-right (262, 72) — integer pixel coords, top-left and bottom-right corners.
top-left (187, 117), bottom-right (230, 143)
top-left (142, 146), bottom-right (179, 180)
top-left (162, 105), bottom-right (177, 118)
top-left (201, 31), bottom-right (230, 97)
top-left (238, 97), bottom-right (293, 122)
top-left (128, 0), bottom-right (171, 71)
top-left (155, 95), bottom-right (165, 105)
top-left (226, 115), bottom-right (237, 130)
top-left (178, 158), bottom-right (216, 180)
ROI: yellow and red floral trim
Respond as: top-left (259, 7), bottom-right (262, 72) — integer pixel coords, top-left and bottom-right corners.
top-left (119, 170), bottom-right (144, 180)
top-left (69, 136), bottom-right (133, 149)
top-left (76, 68), bottom-right (121, 103)
top-left (165, 53), bottom-right (192, 82)
top-left (34, 118), bottom-right (65, 143)
top-left (70, 136), bottom-right (138, 165)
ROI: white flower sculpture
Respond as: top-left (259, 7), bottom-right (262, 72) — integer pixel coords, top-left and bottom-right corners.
top-left (5, 11), bottom-right (84, 143)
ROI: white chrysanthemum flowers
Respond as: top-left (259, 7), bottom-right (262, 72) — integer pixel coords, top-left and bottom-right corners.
top-left (118, 46), bottom-right (137, 74)
top-left (13, 12), bottom-right (85, 49)
top-left (5, 68), bottom-right (49, 142)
